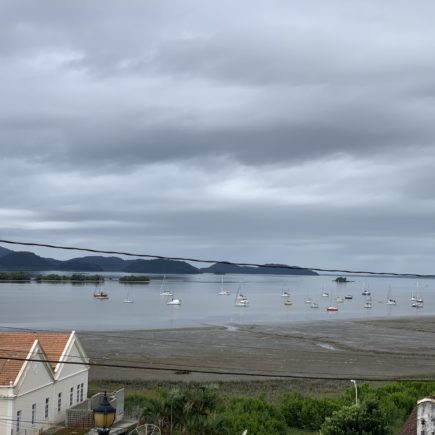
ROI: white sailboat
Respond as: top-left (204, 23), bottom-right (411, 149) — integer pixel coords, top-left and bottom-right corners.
top-left (364, 296), bottom-right (373, 309)
top-left (123, 288), bottom-right (134, 303)
top-left (167, 296), bottom-right (181, 305)
top-left (218, 276), bottom-right (230, 295)
top-left (235, 287), bottom-right (249, 307)
top-left (361, 284), bottom-right (371, 296)
top-left (159, 275), bottom-right (173, 296)
top-left (386, 286), bottom-right (396, 305)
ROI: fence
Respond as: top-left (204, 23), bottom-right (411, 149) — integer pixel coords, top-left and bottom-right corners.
top-left (66, 389), bottom-right (124, 428)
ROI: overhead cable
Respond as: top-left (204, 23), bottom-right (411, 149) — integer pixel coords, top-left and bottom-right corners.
top-left (0, 239), bottom-right (432, 278)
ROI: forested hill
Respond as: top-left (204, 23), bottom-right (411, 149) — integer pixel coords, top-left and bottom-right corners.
top-left (0, 247), bottom-right (318, 275)
top-left (0, 246), bottom-right (12, 257)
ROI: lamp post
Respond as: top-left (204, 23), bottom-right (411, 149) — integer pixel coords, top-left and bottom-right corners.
top-left (350, 380), bottom-right (358, 406)
top-left (93, 392), bottom-right (116, 435)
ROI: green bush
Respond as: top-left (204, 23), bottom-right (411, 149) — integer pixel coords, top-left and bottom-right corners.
top-left (223, 395), bottom-right (287, 435)
top-left (321, 401), bottom-right (388, 435)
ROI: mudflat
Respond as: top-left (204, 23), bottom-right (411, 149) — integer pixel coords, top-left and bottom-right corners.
top-left (79, 316), bottom-right (435, 382)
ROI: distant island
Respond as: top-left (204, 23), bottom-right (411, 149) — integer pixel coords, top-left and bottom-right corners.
top-left (35, 273), bottom-right (105, 282)
top-left (0, 246), bottom-right (318, 276)
top-left (119, 275), bottom-right (150, 283)
top-left (334, 276), bottom-right (354, 283)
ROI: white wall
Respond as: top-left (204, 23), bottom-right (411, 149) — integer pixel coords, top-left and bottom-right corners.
top-left (417, 399), bottom-right (435, 433)
top-left (0, 336), bottom-right (89, 435)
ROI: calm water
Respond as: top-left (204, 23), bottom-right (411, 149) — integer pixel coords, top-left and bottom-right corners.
top-left (0, 273), bottom-right (432, 331)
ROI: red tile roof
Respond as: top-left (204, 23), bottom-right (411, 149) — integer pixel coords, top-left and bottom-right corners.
top-left (398, 405), bottom-right (417, 435)
top-left (0, 332), bottom-right (71, 385)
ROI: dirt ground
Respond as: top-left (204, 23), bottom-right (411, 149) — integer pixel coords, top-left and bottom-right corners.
top-left (78, 316), bottom-right (435, 383)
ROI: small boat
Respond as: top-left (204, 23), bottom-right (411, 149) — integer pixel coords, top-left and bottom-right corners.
top-left (283, 298), bottom-right (293, 306)
top-left (305, 298), bottom-right (313, 304)
top-left (322, 292), bottom-right (329, 297)
top-left (159, 275), bottom-right (173, 296)
top-left (235, 298), bottom-right (249, 307)
top-left (94, 290), bottom-right (109, 300)
top-left (123, 288), bottom-right (134, 303)
top-left (167, 297), bottom-right (181, 305)
top-left (336, 297), bottom-right (344, 303)
top-left (235, 288), bottom-right (249, 307)
top-left (218, 276), bottom-right (230, 295)
top-left (361, 289), bottom-right (371, 296)
top-left (344, 294), bottom-right (353, 300)
top-left (326, 306), bottom-right (338, 312)
top-left (281, 291), bottom-right (290, 298)
top-left (386, 286), bottom-right (396, 305)
top-left (364, 301), bottom-right (373, 309)
top-left (416, 297), bottom-right (424, 304)
top-left (310, 302), bottom-right (319, 308)
top-left (412, 301), bottom-right (424, 308)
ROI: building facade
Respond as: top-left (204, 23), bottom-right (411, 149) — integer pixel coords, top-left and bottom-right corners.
top-left (0, 331), bottom-right (89, 435)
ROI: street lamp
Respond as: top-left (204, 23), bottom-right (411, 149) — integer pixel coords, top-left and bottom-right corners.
top-left (93, 392), bottom-right (116, 435)
top-left (350, 380), bottom-right (358, 406)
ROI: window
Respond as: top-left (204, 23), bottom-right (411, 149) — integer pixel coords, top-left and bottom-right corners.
top-left (16, 411), bottom-right (21, 433)
top-left (58, 392), bottom-right (62, 412)
top-left (45, 398), bottom-right (49, 419)
top-left (31, 404), bottom-right (36, 425)
top-left (80, 383), bottom-right (84, 402)
top-left (70, 387), bottom-right (74, 406)
top-left (77, 384), bottom-right (80, 403)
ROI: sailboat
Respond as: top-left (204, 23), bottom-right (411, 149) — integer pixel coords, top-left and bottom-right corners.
top-left (166, 296), bottom-right (181, 305)
top-left (235, 287), bottom-right (249, 307)
top-left (218, 276), bottom-right (230, 295)
top-left (159, 275), bottom-right (173, 296)
top-left (364, 296), bottom-right (373, 309)
top-left (123, 288), bottom-right (134, 303)
top-left (386, 286), bottom-right (396, 305)
top-left (361, 283), bottom-right (371, 296)
top-left (283, 298), bottom-right (293, 306)
top-left (326, 289), bottom-right (338, 311)
top-left (93, 287), bottom-right (109, 300)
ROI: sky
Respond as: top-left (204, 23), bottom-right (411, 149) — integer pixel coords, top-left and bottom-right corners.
top-left (1, 0), bottom-right (435, 274)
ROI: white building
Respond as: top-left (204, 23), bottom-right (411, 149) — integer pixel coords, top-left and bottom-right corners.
top-left (416, 397), bottom-right (435, 434)
top-left (0, 331), bottom-right (89, 435)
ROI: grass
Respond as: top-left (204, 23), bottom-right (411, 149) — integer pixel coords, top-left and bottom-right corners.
top-left (89, 378), bottom-right (384, 402)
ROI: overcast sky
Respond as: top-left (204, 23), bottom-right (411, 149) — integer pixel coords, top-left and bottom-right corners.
top-left (1, 1), bottom-right (435, 274)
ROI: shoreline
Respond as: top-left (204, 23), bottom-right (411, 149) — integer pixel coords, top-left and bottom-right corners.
top-left (79, 315), bottom-right (435, 383)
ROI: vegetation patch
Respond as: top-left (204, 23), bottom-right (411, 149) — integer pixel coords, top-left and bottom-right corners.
top-left (0, 271), bottom-right (31, 281)
top-left (35, 273), bottom-right (105, 282)
top-left (119, 275), bottom-right (150, 283)
top-left (94, 379), bottom-right (435, 434)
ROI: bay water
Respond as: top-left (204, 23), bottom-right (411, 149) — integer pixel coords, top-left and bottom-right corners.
top-left (0, 273), bottom-right (432, 331)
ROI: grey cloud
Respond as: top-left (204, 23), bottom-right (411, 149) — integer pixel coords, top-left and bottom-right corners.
top-left (1, 1), bottom-right (435, 273)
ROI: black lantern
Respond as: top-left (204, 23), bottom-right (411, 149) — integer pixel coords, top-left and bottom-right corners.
top-left (93, 392), bottom-right (116, 435)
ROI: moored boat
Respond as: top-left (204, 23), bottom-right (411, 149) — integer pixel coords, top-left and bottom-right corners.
top-left (94, 290), bottom-right (109, 300)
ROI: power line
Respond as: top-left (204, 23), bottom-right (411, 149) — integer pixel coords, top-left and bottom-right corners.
top-left (0, 238), bottom-right (433, 278)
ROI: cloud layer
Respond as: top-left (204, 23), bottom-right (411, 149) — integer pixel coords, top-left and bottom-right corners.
top-left (1, 0), bottom-right (435, 273)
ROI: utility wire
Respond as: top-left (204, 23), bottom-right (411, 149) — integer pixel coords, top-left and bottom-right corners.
top-left (0, 238), bottom-right (433, 278)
